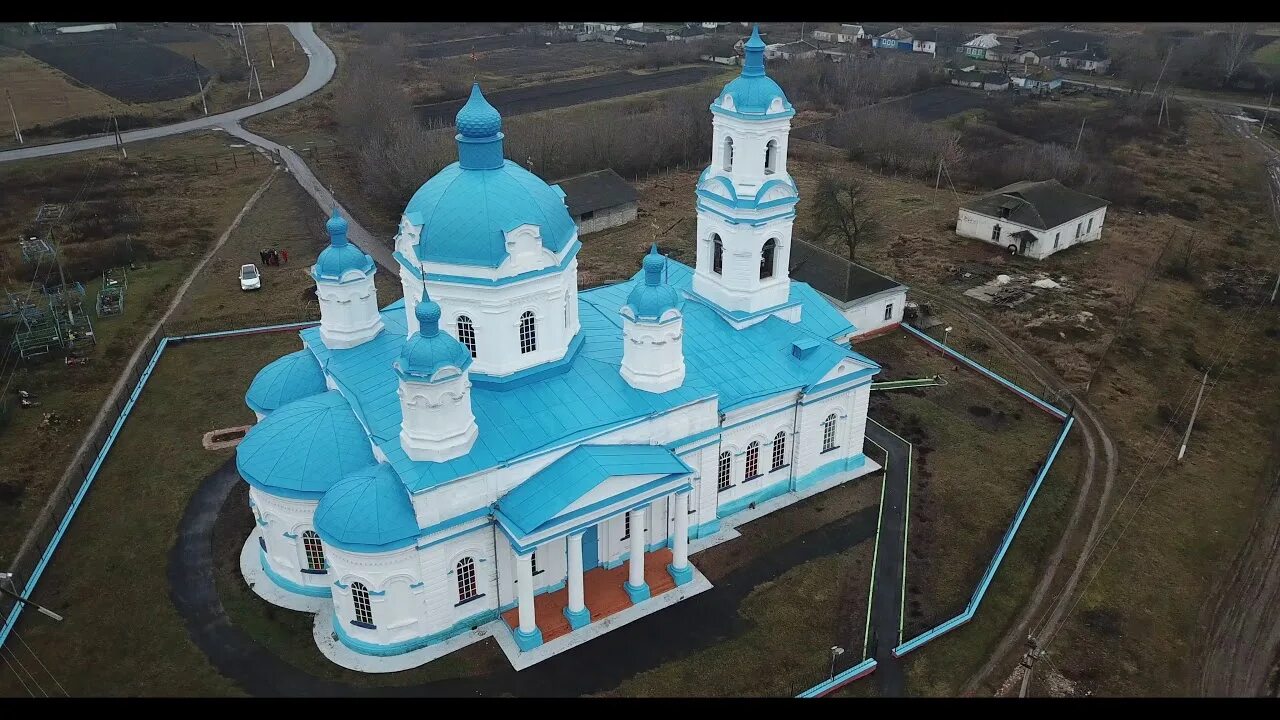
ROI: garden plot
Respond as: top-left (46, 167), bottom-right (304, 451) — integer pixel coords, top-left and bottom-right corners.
top-left (24, 38), bottom-right (212, 103)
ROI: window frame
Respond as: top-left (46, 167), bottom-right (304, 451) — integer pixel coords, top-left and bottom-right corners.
top-left (301, 530), bottom-right (327, 574)
top-left (518, 311), bottom-right (537, 354)
top-left (621, 512), bottom-right (630, 540)
top-left (760, 238), bottom-right (777, 280)
top-left (744, 441), bottom-right (761, 481)
top-left (771, 431), bottom-right (787, 471)
top-left (821, 413), bottom-right (839, 454)
top-left (455, 556), bottom-right (482, 606)
top-left (350, 581), bottom-right (375, 628)
top-left (991, 224), bottom-right (1002, 241)
top-left (717, 451), bottom-right (733, 492)
top-left (712, 234), bottom-right (724, 275)
top-left (884, 302), bottom-right (894, 321)
top-left (456, 315), bottom-right (477, 358)
top-left (764, 139), bottom-right (778, 175)
top-left (723, 136), bottom-right (734, 172)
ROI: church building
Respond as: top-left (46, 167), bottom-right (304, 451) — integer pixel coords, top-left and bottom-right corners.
top-left (236, 27), bottom-right (882, 670)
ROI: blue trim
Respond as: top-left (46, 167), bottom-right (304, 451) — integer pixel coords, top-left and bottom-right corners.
top-left (710, 104), bottom-right (796, 121)
top-left (368, 589), bottom-right (387, 597)
top-left (535, 579), bottom-right (566, 598)
top-left (496, 478), bottom-right (692, 553)
top-left (300, 568), bottom-right (328, 575)
top-left (334, 579), bottom-right (349, 590)
top-left (696, 188), bottom-right (798, 213)
top-left (409, 581), bottom-right (424, 589)
top-left (683, 289), bottom-right (800, 324)
top-left (350, 620), bottom-right (377, 630)
top-left (282, 531), bottom-right (298, 540)
top-left (624, 581), bottom-right (651, 604)
top-left (797, 658), bottom-right (878, 698)
top-left (258, 536), bottom-right (267, 551)
top-left (513, 625), bottom-right (544, 651)
top-left (332, 607), bottom-right (500, 657)
top-left (691, 518), bottom-right (721, 539)
top-left (696, 199), bottom-right (797, 227)
top-left (806, 372), bottom-right (876, 397)
top-left (418, 507), bottom-right (491, 537)
top-left (259, 548), bottom-right (331, 598)
top-left (316, 525), bottom-right (419, 555)
top-left (717, 477), bottom-right (791, 518)
top-left (793, 453), bottom-right (866, 493)
top-left (667, 563), bottom-right (694, 586)
top-left (416, 521), bottom-right (489, 552)
top-left (563, 605), bottom-right (591, 629)
top-left (470, 332), bottom-right (584, 389)
top-left (398, 242), bottom-right (582, 287)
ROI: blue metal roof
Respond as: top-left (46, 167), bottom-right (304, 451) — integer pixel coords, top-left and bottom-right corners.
top-left (397, 295), bottom-right (473, 381)
top-left (625, 245), bottom-right (681, 320)
top-left (245, 349), bottom-right (327, 415)
top-left (236, 390), bottom-right (376, 499)
top-left (495, 445), bottom-right (692, 537)
top-left (314, 463), bottom-right (420, 552)
top-left (717, 25), bottom-right (793, 116)
top-left (313, 209), bottom-right (375, 282)
top-left (286, 260), bottom-right (876, 495)
top-left (403, 84), bottom-right (577, 269)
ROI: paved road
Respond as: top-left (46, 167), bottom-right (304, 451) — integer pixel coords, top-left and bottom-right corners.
top-left (0, 23), bottom-right (336, 164)
top-left (1062, 78), bottom-right (1277, 114)
top-left (171, 458), bottom-right (880, 696)
top-left (864, 421), bottom-right (910, 697)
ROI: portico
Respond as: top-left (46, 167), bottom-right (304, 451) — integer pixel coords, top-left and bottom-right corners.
top-left (494, 445), bottom-right (696, 651)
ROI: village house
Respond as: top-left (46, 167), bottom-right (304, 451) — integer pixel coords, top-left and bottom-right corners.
top-left (1011, 66), bottom-right (1064, 94)
top-left (551, 169), bottom-right (638, 236)
top-left (874, 27), bottom-right (914, 51)
top-left (613, 27), bottom-right (669, 47)
top-left (767, 40), bottom-right (822, 61)
top-left (962, 33), bottom-right (1022, 62)
top-left (950, 70), bottom-right (1009, 91)
top-left (839, 24), bottom-right (865, 43)
top-left (788, 240), bottom-right (909, 342)
top-left (812, 23), bottom-right (864, 44)
top-left (1057, 45), bottom-right (1111, 74)
top-left (956, 179), bottom-right (1109, 259)
top-left (911, 29), bottom-right (938, 56)
top-left (583, 21), bottom-right (642, 35)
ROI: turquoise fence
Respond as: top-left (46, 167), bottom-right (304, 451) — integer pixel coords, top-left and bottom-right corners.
top-left (796, 658), bottom-right (879, 698)
top-left (0, 320), bottom-right (319, 648)
top-left (892, 414), bottom-right (1074, 657)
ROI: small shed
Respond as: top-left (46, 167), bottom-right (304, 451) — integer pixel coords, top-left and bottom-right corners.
top-left (553, 169), bottom-right (639, 236)
top-left (788, 239), bottom-right (909, 342)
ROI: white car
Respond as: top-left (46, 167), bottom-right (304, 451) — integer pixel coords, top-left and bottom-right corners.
top-left (240, 264), bottom-right (261, 291)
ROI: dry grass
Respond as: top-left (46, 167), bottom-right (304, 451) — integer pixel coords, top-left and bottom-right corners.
top-left (0, 54), bottom-right (115, 128)
top-left (0, 132), bottom-right (273, 564)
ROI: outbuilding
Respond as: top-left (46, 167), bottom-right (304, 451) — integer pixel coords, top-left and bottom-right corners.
top-left (956, 179), bottom-right (1109, 259)
top-left (788, 239), bottom-right (909, 342)
top-left (552, 168), bottom-right (638, 236)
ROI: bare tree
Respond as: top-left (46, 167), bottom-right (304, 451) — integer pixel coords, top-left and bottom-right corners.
top-left (1171, 231), bottom-right (1204, 279)
top-left (1221, 23), bottom-right (1256, 85)
top-left (811, 174), bottom-right (880, 261)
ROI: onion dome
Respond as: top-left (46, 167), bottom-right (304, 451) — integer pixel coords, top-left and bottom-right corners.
top-left (624, 245), bottom-right (681, 321)
top-left (396, 293), bottom-right (473, 381)
top-left (314, 463), bottom-right (419, 552)
top-left (717, 25), bottom-right (793, 116)
top-left (313, 208), bottom-right (375, 282)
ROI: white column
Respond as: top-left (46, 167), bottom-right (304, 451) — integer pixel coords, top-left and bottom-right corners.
top-left (566, 533), bottom-right (585, 614)
top-left (673, 491), bottom-right (690, 570)
top-left (628, 508), bottom-right (646, 588)
top-left (516, 550), bottom-right (536, 634)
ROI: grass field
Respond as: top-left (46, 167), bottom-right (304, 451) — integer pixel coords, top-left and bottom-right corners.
top-left (0, 132), bottom-right (273, 565)
top-left (0, 54), bottom-right (115, 128)
top-left (1251, 38), bottom-right (1280, 65)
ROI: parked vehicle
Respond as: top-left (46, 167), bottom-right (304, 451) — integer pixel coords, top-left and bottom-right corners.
top-left (240, 264), bottom-right (261, 291)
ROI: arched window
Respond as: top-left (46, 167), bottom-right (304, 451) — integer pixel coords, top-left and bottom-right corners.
top-left (760, 238), bottom-right (777, 280)
top-left (771, 431), bottom-right (787, 471)
top-left (764, 139), bottom-right (778, 175)
top-left (531, 551), bottom-right (542, 576)
top-left (723, 136), bottom-right (734, 172)
top-left (712, 234), bottom-right (724, 275)
top-left (822, 414), bottom-right (839, 453)
top-left (519, 311), bottom-right (537, 354)
top-left (745, 441), bottom-right (760, 480)
top-left (351, 581), bottom-right (374, 626)
top-left (717, 451), bottom-right (732, 491)
top-left (456, 557), bottom-right (478, 602)
top-left (456, 315), bottom-right (477, 358)
top-left (302, 530), bottom-right (325, 572)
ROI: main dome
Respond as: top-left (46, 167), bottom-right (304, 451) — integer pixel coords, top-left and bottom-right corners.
top-left (403, 84), bottom-right (577, 269)
top-left (715, 25), bottom-right (793, 116)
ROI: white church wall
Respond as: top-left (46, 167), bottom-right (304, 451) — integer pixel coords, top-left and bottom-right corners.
top-left (415, 525), bottom-right (501, 637)
top-left (328, 544), bottom-right (425, 649)
top-left (249, 487), bottom-right (329, 594)
top-left (317, 273), bottom-right (383, 350)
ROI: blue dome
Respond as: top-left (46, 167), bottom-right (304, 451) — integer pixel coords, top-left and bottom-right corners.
top-left (716, 25), bottom-right (792, 116)
top-left (456, 83), bottom-right (502, 139)
top-left (625, 245), bottom-right (681, 321)
top-left (237, 390), bottom-right (376, 498)
top-left (404, 160), bottom-right (577, 268)
top-left (245, 349), bottom-right (327, 415)
top-left (398, 295), bottom-right (473, 381)
top-left (315, 463), bottom-right (419, 552)
top-left (313, 209), bottom-right (375, 282)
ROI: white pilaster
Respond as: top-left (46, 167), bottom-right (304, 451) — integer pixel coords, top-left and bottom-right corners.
top-left (673, 491), bottom-right (690, 570)
top-left (624, 508), bottom-right (650, 603)
top-left (516, 550), bottom-right (536, 633)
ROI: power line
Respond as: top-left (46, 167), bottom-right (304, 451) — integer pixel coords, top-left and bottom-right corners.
top-left (12, 631), bottom-right (68, 697)
top-left (1, 647), bottom-right (34, 697)
top-left (1, 644), bottom-right (45, 697)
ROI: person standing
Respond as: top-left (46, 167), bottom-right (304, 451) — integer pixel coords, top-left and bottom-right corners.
top-left (281, 248), bottom-right (289, 265)
top-left (259, 248), bottom-right (268, 265)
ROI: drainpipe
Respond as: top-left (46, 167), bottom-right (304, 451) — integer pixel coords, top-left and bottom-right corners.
top-left (788, 390), bottom-right (803, 491)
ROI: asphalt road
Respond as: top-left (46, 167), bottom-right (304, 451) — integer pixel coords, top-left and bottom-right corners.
top-left (0, 23), bottom-right (336, 164)
top-left (864, 421), bottom-right (910, 697)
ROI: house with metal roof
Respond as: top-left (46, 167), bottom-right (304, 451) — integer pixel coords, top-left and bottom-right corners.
top-left (552, 169), bottom-right (638, 236)
top-left (237, 30), bottom-right (882, 674)
top-left (956, 179), bottom-right (1110, 259)
top-left (788, 239), bottom-right (909, 341)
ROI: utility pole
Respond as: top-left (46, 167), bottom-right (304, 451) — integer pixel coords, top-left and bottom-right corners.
top-left (1269, 268), bottom-right (1278, 303)
top-left (1177, 370), bottom-right (1209, 462)
top-left (266, 24), bottom-right (276, 69)
top-left (1262, 91), bottom-right (1273, 135)
top-left (111, 110), bottom-right (126, 158)
top-left (1074, 116), bottom-right (1086, 153)
top-left (934, 155), bottom-right (943, 192)
top-left (0, 573), bottom-right (63, 622)
top-left (193, 55), bottom-right (208, 115)
top-left (6, 89), bottom-right (22, 144)
top-left (252, 62), bottom-right (264, 100)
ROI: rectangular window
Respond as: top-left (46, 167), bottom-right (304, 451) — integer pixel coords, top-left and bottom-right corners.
top-left (745, 443), bottom-right (760, 480)
top-left (717, 452), bottom-right (732, 492)
top-left (1054, 232), bottom-right (1060, 248)
top-left (1076, 222), bottom-right (1082, 239)
top-left (580, 210), bottom-right (595, 221)
top-left (531, 551), bottom-right (543, 576)
top-left (621, 513), bottom-right (630, 540)
top-left (991, 225), bottom-right (1002, 241)
top-left (457, 559), bottom-right (478, 602)
top-left (1087, 217), bottom-right (1094, 234)
top-left (884, 303), bottom-right (894, 321)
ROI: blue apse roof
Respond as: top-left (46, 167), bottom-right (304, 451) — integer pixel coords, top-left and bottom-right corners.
top-left (398, 298), bottom-right (473, 380)
top-left (495, 445), bottom-right (693, 537)
top-left (236, 390), bottom-right (377, 498)
top-left (314, 463), bottom-right (419, 552)
top-left (294, 260), bottom-right (876, 495)
top-left (625, 246), bottom-right (681, 320)
top-left (245, 348), bottom-right (328, 415)
top-left (313, 210), bottom-right (375, 282)
top-left (403, 160), bottom-right (577, 268)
